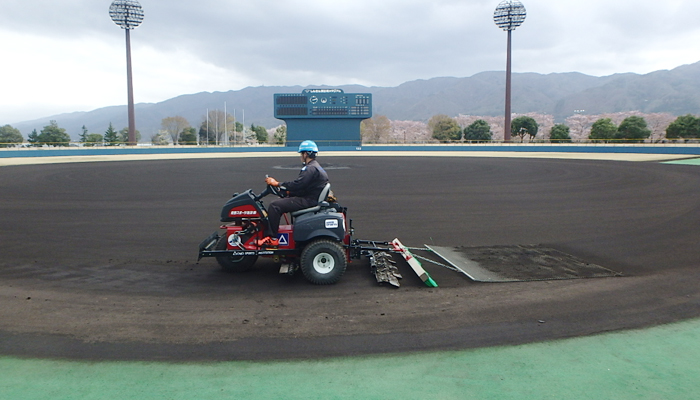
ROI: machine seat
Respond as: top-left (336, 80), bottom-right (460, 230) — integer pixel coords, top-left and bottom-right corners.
top-left (290, 183), bottom-right (331, 218)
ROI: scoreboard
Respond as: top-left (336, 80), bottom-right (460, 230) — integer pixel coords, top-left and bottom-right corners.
top-left (274, 88), bottom-right (372, 147)
top-left (274, 89), bottom-right (372, 119)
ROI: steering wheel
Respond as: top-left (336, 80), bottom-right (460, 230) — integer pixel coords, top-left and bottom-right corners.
top-left (265, 175), bottom-right (286, 198)
top-left (253, 177), bottom-right (286, 201)
top-left (268, 184), bottom-right (284, 197)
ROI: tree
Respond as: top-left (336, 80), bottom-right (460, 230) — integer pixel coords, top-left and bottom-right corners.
top-left (161, 116), bottom-right (190, 145)
top-left (589, 118), bottom-right (617, 142)
top-left (565, 114), bottom-right (595, 141)
top-left (361, 115), bottom-right (392, 143)
top-left (511, 116), bottom-right (538, 142)
top-left (391, 120), bottom-right (429, 143)
top-left (274, 125), bottom-right (287, 145)
top-left (83, 134), bottom-right (104, 147)
top-left (666, 114), bottom-right (700, 140)
top-left (178, 127), bottom-right (197, 145)
top-left (118, 127), bottom-right (141, 143)
top-left (198, 124), bottom-right (213, 145)
top-left (429, 114), bottom-right (461, 142)
top-left (251, 124), bottom-right (268, 144)
top-left (151, 132), bottom-right (170, 145)
top-left (616, 116), bottom-right (651, 143)
top-left (229, 121), bottom-right (247, 144)
top-left (79, 125), bottom-right (88, 143)
top-left (644, 112), bottom-right (676, 142)
top-left (27, 129), bottom-right (40, 147)
top-left (0, 125), bottom-right (23, 147)
top-left (103, 123), bottom-right (120, 146)
top-left (463, 119), bottom-right (492, 142)
top-left (38, 120), bottom-right (71, 147)
top-left (198, 110), bottom-right (235, 145)
top-left (549, 124), bottom-right (572, 143)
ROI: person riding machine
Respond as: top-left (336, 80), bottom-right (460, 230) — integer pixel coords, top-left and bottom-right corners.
top-left (198, 140), bottom-right (350, 285)
top-left (258, 140), bottom-right (329, 247)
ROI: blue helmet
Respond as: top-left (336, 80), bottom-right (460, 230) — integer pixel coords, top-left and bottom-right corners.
top-left (298, 140), bottom-right (319, 154)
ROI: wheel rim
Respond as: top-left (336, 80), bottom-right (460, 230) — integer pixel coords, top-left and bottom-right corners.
top-left (312, 252), bottom-right (335, 274)
top-left (227, 233), bottom-right (247, 263)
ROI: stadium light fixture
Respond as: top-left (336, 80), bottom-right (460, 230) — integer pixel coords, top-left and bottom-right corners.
top-left (109, 0), bottom-right (144, 146)
top-left (494, 0), bottom-right (526, 143)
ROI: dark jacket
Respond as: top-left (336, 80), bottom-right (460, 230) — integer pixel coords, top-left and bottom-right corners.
top-left (280, 159), bottom-right (329, 202)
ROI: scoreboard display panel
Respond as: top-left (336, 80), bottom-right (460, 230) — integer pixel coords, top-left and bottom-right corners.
top-left (274, 89), bottom-right (372, 119)
top-left (274, 88), bottom-right (373, 147)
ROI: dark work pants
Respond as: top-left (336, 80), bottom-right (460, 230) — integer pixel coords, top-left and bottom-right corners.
top-left (266, 197), bottom-right (316, 237)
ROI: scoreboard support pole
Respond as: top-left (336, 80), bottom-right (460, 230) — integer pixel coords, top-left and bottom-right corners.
top-left (284, 119), bottom-right (364, 147)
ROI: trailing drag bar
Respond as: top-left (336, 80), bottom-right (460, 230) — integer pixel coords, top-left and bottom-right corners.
top-left (347, 238), bottom-right (438, 288)
top-left (368, 251), bottom-right (402, 287)
top-left (391, 238), bottom-right (438, 288)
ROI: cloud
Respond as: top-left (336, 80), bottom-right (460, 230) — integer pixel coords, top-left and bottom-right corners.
top-left (2, 0), bottom-right (700, 124)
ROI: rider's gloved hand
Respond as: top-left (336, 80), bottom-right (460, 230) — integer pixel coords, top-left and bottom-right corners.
top-left (265, 176), bottom-right (279, 187)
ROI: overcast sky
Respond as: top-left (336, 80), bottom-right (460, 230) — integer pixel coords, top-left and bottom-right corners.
top-left (2, 0), bottom-right (700, 125)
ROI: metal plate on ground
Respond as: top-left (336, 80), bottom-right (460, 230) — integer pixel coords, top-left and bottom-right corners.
top-left (426, 245), bottom-right (621, 282)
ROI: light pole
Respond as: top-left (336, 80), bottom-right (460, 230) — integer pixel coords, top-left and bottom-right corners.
top-left (109, 0), bottom-right (144, 146)
top-left (494, 0), bottom-right (526, 143)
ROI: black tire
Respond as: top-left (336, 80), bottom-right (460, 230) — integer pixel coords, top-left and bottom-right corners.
top-left (214, 234), bottom-right (257, 273)
top-left (300, 239), bottom-right (347, 285)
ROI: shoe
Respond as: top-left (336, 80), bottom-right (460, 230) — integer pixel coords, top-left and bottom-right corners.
top-left (256, 236), bottom-right (279, 247)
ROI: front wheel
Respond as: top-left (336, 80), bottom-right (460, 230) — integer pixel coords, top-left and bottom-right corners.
top-left (300, 239), bottom-right (347, 285)
top-left (214, 234), bottom-right (257, 273)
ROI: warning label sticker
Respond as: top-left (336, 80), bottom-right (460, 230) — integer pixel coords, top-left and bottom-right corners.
top-left (277, 233), bottom-right (290, 246)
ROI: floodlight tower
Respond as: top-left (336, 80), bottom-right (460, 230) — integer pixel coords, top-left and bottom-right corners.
top-left (494, 0), bottom-right (526, 143)
top-left (109, 0), bottom-right (144, 146)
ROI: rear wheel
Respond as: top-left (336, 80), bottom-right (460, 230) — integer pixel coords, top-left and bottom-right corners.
top-left (300, 239), bottom-right (347, 285)
top-left (215, 234), bottom-right (257, 273)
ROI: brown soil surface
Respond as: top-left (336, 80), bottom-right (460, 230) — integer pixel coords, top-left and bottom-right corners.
top-left (432, 245), bottom-right (621, 281)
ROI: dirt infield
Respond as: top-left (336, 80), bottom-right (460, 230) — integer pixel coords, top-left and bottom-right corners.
top-left (1, 156), bottom-right (699, 360)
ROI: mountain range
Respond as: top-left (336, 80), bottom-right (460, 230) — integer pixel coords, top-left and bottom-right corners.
top-left (12, 61), bottom-right (700, 141)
